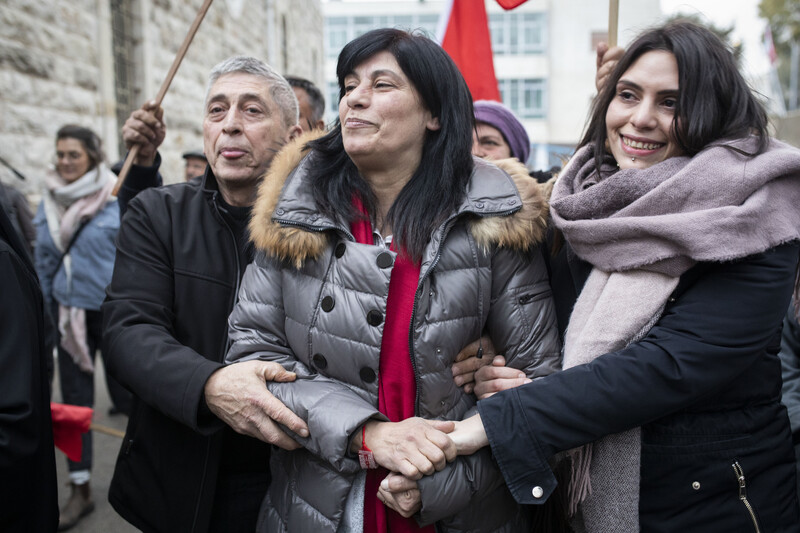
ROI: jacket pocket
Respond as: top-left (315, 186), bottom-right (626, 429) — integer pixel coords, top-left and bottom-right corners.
top-left (732, 461), bottom-right (762, 533)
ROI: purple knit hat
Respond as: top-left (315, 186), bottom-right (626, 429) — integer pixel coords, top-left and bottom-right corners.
top-left (473, 100), bottom-right (530, 163)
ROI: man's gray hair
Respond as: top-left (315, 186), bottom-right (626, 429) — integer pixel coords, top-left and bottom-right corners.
top-left (205, 55), bottom-right (299, 128)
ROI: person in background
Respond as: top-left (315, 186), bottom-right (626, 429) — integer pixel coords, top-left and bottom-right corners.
top-left (286, 75), bottom-right (326, 132)
top-left (33, 124), bottom-right (129, 530)
top-left (182, 149), bottom-right (208, 181)
top-left (472, 99), bottom-right (530, 164)
top-left (447, 21), bottom-right (800, 532)
top-left (103, 56), bottom-right (307, 533)
top-left (0, 184), bottom-right (59, 533)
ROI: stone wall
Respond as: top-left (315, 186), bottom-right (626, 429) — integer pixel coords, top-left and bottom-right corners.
top-left (0, 0), bottom-right (322, 200)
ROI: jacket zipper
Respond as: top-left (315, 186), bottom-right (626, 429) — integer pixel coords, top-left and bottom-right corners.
top-left (408, 206), bottom-right (520, 414)
top-left (189, 194), bottom-right (242, 532)
top-left (732, 461), bottom-right (761, 533)
top-left (272, 217), bottom-right (356, 243)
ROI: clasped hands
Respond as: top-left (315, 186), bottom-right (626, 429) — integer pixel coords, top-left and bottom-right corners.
top-left (357, 417), bottom-right (485, 518)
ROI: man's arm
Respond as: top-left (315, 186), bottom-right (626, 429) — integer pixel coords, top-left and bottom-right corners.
top-left (116, 100), bottom-right (166, 216)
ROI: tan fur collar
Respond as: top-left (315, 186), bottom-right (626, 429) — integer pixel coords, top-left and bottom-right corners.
top-left (469, 157), bottom-right (548, 254)
top-left (250, 136), bottom-right (549, 268)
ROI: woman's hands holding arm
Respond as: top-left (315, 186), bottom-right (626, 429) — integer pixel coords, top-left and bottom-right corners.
top-left (350, 418), bottom-right (457, 479)
top-left (449, 414), bottom-right (490, 456)
top-left (473, 355), bottom-right (531, 399)
top-left (451, 336), bottom-right (495, 393)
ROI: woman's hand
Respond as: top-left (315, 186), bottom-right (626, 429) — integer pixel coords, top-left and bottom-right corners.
top-left (473, 355), bottom-right (530, 400)
top-left (452, 336), bottom-right (495, 393)
top-left (449, 414), bottom-right (489, 456)
top-left (353, 418), bottom-right (457, 479)
top-left (595, 42), bottom-right (625, 92)
top-left (377, 473), bottom-right (421, 518)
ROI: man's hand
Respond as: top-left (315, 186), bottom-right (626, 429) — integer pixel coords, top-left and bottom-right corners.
top-left (353, 418), bottom-right (456, 480)
top-left (378, 473), bottom-right (421, 518)
top-left (595, 42), bottom-right (625, 93)
top-left (121, 100), bottom-right (166, 166)
top-left (452, 337), bottom-right (495, 394)
top-left (204, 360), bottom-right (309, 450)
top-left (473, 355), bottom-right (530, 400)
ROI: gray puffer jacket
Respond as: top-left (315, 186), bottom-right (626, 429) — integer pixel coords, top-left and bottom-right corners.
top-left (227, 133), bottom-right (561, 532)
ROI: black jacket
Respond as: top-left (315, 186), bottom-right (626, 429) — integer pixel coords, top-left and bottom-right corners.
top-left (0, 187), bottom-right (58, 532)
top-left (102, 162), bottom-right (268, 532)
top-left (483, 241), bottom-right (800, 532)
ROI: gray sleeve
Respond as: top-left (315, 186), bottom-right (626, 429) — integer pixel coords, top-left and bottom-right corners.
top-left (416, 245), bottom-right (561, 523)
top-left (486, 245), bottom-right (561, 377)
top-left (227, 254), bottom-right (384, 473)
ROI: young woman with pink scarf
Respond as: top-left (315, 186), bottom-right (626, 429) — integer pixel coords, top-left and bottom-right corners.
top-left (33, 124), bottom-right (125, 530)
top-left (449, 21), bottom-right (800, 532)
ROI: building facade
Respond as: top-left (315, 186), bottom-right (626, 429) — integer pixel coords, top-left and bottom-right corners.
top-left (0, 0), bottom-right (323, 195)
top-left (323, 0), bottom-right (661, 170)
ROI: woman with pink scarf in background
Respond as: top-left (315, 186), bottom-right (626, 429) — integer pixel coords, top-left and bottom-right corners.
top-left (33, 124), bottom-right (128, 531)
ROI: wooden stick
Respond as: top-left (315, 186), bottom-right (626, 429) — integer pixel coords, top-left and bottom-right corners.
top-left (608, 0), bottom-right (620, 48)
top-left (112, 0), bottom-right (214, 196)
top-left (90, 422), bottom-right (126, 439)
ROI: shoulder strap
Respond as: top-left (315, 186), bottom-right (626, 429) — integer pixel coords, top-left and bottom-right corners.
top-left (54, 219), bottom-right (90, 273)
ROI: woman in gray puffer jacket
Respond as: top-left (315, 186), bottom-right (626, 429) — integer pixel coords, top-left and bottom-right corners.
top-left (227, 29), bottom-right (560, 533)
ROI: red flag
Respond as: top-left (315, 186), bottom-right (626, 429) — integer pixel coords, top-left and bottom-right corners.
top-left (51, 402), bottom-right (93, 462)
top-left (439, 0), bottom-right (501, 102)
top-left (495, 0), bottom-right (529, 9)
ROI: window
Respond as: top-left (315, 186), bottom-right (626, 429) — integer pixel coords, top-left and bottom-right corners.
top-left (489, 12), bottom-right (546, 55)
top-left (499, 79), bottom-right (546, 119)
top-left (327, 81), bottom-right (339, 117)
top-left (324, 14), bottom-right (440, 59)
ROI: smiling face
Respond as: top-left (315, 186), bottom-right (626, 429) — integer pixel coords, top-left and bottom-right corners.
top-left (56, 138), bottom-right (92, 183)
top-left (606, 50), bottom-right (684, 170)
top-left (339, 51), bottom-right (440, 176)
top-left (203, 72), bottom-right (300, 202)
top-left (472, 122), bottom-right (512, 160)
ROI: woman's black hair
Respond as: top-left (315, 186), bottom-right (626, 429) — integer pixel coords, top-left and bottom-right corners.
top-left (56, 124), bottom-right (105, 170)
top-left (580, 21), bottom-right (768, 167)
top-left (305, 28), bottom-right (475, 262)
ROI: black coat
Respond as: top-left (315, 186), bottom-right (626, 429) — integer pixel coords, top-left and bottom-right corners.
top-left (0, 187), bottom-right (58, 532)
top-left (102, 163), bottom-right (268, 532)
top-left (481, 241), bottom-right (800, 532)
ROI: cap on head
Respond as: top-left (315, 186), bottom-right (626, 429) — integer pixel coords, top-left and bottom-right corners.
top-left (473, 100), bottom-right (530, 163)
top-left (182, 150), bottom-right (207, 161)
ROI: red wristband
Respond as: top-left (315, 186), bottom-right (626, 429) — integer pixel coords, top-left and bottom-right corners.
top-left (358, 425), bottom-right (378, 469)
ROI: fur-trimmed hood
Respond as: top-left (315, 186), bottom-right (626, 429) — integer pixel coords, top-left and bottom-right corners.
top-left (249, 131), bottom-right (549, 268)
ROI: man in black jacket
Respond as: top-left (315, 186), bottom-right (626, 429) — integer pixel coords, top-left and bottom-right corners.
top-left (0, 185), bottom-right (59, 532)
top-left (102, 56), bottom-right (307, 533)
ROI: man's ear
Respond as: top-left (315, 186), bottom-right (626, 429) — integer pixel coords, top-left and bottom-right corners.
top-left (426, 116), bottom-right (441, 132)
top-left (314, 119), bottom-right (326, 131)
top-left (288, 124), bottom-right (303, 141)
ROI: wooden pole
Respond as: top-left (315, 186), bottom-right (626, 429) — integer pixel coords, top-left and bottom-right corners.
top-left (112, 0), bottom-right (214, 196)
top-left (608, 0), bottom-right (619, 48)
top-left (90, 422), bottom-right (126, 439)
